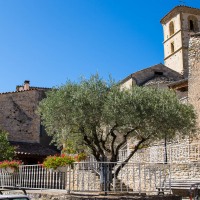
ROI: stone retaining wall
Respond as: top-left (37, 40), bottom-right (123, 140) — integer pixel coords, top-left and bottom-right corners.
top-left (0, 190), bottom-right (181, 200)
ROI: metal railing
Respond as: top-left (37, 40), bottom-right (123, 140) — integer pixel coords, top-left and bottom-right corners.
top-left (0, 165), bottom-right (66, 190)
top-left (0, 162), bottom-right (170, 194)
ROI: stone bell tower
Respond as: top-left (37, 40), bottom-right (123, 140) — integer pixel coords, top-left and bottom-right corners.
top-left (160, 6), bottom-right (200, 78)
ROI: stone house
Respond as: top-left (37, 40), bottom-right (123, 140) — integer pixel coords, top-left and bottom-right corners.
top-left (0, 80), bottom-right (58, 164)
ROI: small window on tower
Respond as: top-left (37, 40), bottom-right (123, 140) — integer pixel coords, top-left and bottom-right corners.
top-left (189, 20), bottom-right (194, 31)
top-left (171, 42), bottom-right (174, 53)
top-left (169, 21), bottom-right (175, 36)
top-left (188, 15), bottom-right (199, 32)
top-left (154, 71), bottom-right (163, 75)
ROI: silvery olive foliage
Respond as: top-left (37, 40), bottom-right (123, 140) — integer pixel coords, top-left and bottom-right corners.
top-left (38, 74), bottom-right (196, 173)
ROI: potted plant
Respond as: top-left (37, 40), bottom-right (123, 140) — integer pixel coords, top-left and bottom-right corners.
top-left (42, 154), bottom-right (75, 172)
top-left (75, 152), bottom-right (87, 162)
top-left (0, 160), bottom-right (22, 173)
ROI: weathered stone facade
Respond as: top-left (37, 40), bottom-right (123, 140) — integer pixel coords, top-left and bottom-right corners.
top-left (0, 81), bottom-right (58, 163)
top-left (0, 89), bottom-right (45, 143)
top-left (188, 33), bottom-right (200, 131)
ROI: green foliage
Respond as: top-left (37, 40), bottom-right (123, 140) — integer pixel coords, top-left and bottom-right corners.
top-left (75, 152), bottom-right (87, 162)
top-left (0, 160), bottom-right (21, 169)
top-left (42, 155), bottom-right (75, 169)
top-left (38, 74), bottom-right (197, 163)
top-left (0, 130), bottom-right (15, 161)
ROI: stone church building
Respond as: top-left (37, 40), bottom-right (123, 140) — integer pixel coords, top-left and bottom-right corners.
top-left (121, 5), bottom-right (200, 92)
top-left (120, 5), bottom-right (200, 163)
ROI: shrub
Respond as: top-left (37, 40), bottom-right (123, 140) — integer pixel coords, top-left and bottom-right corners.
top-left (43, 154), bottom-right (75, 170)
top-left (0, 160), bottom-right (22, 169)
top-left (75, 152), bottom-right (87, 162)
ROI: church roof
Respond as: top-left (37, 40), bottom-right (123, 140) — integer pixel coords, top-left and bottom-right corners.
top-left (120, 63), bottom-right (183, 86)
top-left (160, 5), bottom-right (200, 24)
top-left (168, 78), bottom-right (188, 87)
top-left (168, 78), bottom-right (188, 89)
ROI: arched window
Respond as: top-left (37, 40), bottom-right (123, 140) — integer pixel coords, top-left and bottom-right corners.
top-left (188, 15), bottom-right (199, 32)
top-left (171, 42), bottom-right (174, 53)
top-left (189, 20), bottom-right (194, 31)
top-left (169, 21), bottom-right (175, 36)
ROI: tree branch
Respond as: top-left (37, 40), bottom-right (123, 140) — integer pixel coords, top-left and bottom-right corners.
top-left (91, 127), bottom-right (105, 156)
top-left (110, 127), bottom-right (117, 160)
top-left (114, 136), bottom-right (147, 177)
top-left (100, 124), bottom-right (118, 154)
top-left (79, 127), bottom-right (100, 160)
top-left (99, 128), bottom-right (111, 153)
top-left (115, 127), bottom-right (138, 157)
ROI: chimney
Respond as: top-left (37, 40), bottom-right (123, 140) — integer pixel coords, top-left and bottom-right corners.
top-left (24, 80), bottom-right (30, 90)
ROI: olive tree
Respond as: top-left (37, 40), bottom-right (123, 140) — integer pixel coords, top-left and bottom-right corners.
top-left (38, 74), bottom-right (196, 177)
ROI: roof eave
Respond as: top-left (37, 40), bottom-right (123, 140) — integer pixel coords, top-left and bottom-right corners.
top-left (160, 5), bottom-right (200, 24)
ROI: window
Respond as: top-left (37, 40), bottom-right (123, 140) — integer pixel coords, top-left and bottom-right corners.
top-left (154, 71), bottom-right (163, 75)
top-left (189, 20), bottom-right (194, 31)
top-left (188, 15), bottom-right (199, 32)
top-left (169, 21), bottom-right (175, 36)
top-left (171, 42), bottom-right (174, 53)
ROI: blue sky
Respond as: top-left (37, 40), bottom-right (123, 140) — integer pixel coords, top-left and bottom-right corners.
top-left (0, 0), bottom-right (199, 92)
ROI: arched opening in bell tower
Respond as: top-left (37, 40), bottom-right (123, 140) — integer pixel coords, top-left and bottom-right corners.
top-left (189, 20), bottom-right (194, 31)
top-left (188, 15), bottom-right (199, 32)
top-left (169, 21), bottom-right (175, 36)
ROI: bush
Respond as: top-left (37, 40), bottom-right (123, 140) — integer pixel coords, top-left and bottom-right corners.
top-left (42, 154), bottom-right (75, 170)
top-left (0, 160), bottom-right (22, 169)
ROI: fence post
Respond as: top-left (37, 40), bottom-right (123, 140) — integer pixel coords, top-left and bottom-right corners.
top-left (19, 165), bottom-right (22, 187)
top-left (100, 157), bottom-right (109, 195)
top-left (169, 163), bottom-right (171, 195)
top-left (68, 165), bottom-right (71, 194)
top-left (139, 163), bottom-right (141, 195)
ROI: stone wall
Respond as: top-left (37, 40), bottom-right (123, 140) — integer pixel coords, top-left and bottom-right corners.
top-left (188, 33), bottom-right (200, 141)
top-left (0, 89), bottom-right (46, 143)
top-left (1, 190), bottom-right (181, 200)
top-left (29, 194), bottom-right (182, 200)
top-left (117, 163), bottom-right (170, 194)
top-left (170, 163), bottom-right (200, 180)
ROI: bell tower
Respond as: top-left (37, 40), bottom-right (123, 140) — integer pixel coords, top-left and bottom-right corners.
top-left (160, 6), bottom-right (200, 78)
